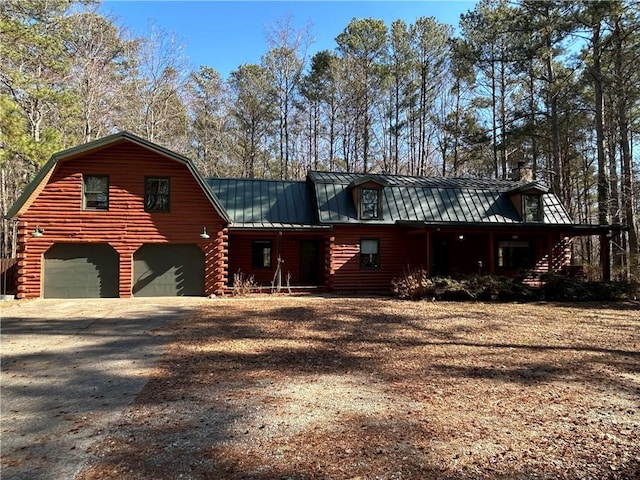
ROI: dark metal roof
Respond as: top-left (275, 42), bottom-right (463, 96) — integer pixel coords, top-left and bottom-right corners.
top-left (308, 171), bottom-right (573, 225)
top-left (207, 171), bottom-right (580, 228)
top-left (309, 171), bottom-right (522, 190)
top-left (206, 178), bottom-right (322, 229)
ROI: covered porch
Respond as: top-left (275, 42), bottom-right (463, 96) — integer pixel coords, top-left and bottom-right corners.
top-left (399, 222), bottom-right (617, 283)
top-left (225, 228), bottom-right (331, 293)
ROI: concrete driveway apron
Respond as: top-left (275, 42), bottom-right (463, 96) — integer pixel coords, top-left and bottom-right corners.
top-left (1, 297), bottom-right (206, 480)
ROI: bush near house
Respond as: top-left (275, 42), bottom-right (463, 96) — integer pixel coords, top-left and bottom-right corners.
top-left (391, 269), bottom-right (639, 302)
top-left (541, 274), bottom-right (639, 302)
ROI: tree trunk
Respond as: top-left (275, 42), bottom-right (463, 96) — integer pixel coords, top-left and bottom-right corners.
top-left (547, 53), bottom-right (561, 195)
top-left (592, 21), bottom-right (609, 226)
top-left (614, 20), bottom-right (639, 276)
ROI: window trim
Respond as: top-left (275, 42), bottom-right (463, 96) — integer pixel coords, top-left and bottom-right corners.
top-left (82, 174), bottom-right (109, 211)
top-left (359, 187), bottom-right (382, 220)
top-left (359, 238), bottom-right (380, 269)
top-left (522, 194), bottom-right (543, 222)
top-left (252, 240), bottom-right (272, 269)
top-left (144, 176), bottom-right (171, 213)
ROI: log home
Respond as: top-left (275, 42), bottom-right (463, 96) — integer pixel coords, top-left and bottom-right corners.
top-left (7, 132), bottom-right (229, 298)
top-left (7, 133), bottom-right (614, 298)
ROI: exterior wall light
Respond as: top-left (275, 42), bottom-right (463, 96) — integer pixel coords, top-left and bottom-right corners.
top-left (32, 225), bottom-right (44, 238)
top-left (200, 227), bottom-right (210, 239)
top-left (458, 234), bottom-right (464, 241)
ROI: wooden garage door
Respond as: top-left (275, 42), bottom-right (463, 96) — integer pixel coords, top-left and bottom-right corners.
top-left (44, 243), bottom-right (119, 298)
top-left (133, 244), bottom-right (205, 297)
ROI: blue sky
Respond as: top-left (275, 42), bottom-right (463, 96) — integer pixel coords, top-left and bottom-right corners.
top-left (100, 1), bottom-right (477, 79)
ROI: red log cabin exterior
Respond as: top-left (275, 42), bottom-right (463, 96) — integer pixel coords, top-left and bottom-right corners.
top-left (7, 132), bottom-right (230, 299)
top-left (7, 132), bottom-right (615, 298)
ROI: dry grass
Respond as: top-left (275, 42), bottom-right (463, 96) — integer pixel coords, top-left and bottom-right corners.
top-left (78, 297), bottom-right (640, 480)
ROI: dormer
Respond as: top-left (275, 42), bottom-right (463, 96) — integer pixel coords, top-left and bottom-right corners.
top-left (507, 182), bottom-right (548, 223)
top-left (349, 176), bottom-right (386, 220)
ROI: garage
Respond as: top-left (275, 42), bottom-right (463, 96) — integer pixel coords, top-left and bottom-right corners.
top-left (43, 243), bottom-right (119, 298)
top-left (133, 244), bottom-right (205, 297)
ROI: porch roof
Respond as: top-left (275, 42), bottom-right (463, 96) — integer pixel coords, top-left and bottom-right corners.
top-left (206, 178), bottom-right (320, 229)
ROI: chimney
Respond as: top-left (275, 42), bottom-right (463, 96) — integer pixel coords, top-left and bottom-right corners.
top-left (512, 161), bottom-right (533, 183)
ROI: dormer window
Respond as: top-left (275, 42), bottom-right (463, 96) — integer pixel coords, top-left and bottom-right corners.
top-left (522, 194), bottom-right (542, 222)
top-left (507, 181), bottom-right (547, 223)
top-left (360, 188), bottom-right (381, 220)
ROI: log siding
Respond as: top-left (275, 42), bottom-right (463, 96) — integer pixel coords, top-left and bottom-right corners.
top-left (16, 142), bottom-right (226, 298)
top-left (327, 225), bottom-right (426, 292)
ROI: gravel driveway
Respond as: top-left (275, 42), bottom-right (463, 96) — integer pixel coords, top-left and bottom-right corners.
top-left (1, 297), bottom-right (206, 480)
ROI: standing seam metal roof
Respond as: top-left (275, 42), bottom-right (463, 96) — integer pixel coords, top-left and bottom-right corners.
top-left (206, 172), bottom-right (574, 227)
top-left (206, 178), bottom-right (318, 228)
top-left (308, 171), bottom-right (572, 225)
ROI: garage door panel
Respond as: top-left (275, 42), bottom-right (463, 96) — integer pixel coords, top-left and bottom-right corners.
top-left (44, 243), bottom-right (119, 298)
top-left (133, 244), bottom-right (204, 297)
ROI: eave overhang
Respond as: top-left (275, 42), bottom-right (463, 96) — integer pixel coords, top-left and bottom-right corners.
top-left (395, 220), bottom-right (625, 234)
top-left (228, 223), bottom-right (332, 232)
top-left (348, 175), bottom-right (388, 189)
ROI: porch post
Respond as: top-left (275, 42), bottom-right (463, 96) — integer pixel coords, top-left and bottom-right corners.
top-left (601, 233), bottom-right (611, 281)
top-left (425, 228), bottom-right (431, 276)
top-left (488, 231), bottom-right (495, 274)
top-left (547, 233), bottom-right (554, 274)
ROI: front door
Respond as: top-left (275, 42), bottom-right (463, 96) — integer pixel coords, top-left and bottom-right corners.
top-left (431, 237), bottom-right (450, 277)
top-left (299, 240), bottom-right (320, 285)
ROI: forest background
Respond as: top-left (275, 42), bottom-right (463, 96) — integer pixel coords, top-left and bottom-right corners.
top-left (0, 0), bottom-right (638, 279)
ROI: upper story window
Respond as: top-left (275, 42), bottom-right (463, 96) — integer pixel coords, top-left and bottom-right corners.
top-left (83, 175), bottom-right (109, 210)
top-left (522, 194), bottom-right (542, 222)
top-left (252, 240), bottom-right (272, 268)
top-left (360, 188), bottom-right (381, 220)
top-left (145, 177), bottom-right (170, 212)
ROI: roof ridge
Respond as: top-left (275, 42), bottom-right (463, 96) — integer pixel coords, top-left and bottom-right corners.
top-left (207, 177), bottom-right (306, 184)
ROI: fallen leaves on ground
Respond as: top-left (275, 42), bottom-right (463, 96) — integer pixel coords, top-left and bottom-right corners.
top-left (78, 297), bottom-right (640, 480)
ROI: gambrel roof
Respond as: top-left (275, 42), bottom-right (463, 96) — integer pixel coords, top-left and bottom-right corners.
top-left (7, 131), bottom-right (230, 222)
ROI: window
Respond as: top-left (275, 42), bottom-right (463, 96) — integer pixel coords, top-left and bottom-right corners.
top-left (145, 177), bottom-right (170, 212)
top-left (252, 240), bottom-right (272, 268)
top-left (522, 194), bottom-right (542, 222)
top-left (83, 175), bottom-right (109, 210)
top-left (360, 238), bottom-right (380, 269)
top-left (360, 188), bottom-right (381, 219)
top-left (497, 241), bottom-right (532, 269)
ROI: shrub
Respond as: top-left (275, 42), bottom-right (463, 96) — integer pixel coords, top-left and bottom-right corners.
top-left (232, 270), bottom-right (256, 296)
top-left (392, 271), bottom-right (638, 303)
top-left (391, 267), bottom-right (432, 300)
top-left (542, 274), bottom-right (639, 301)
top-left (391, 271), bottom-right (536, 301)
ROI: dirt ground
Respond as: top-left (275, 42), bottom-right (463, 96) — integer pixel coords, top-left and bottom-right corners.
top-left (75, 296), bottom-right (640, 480)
